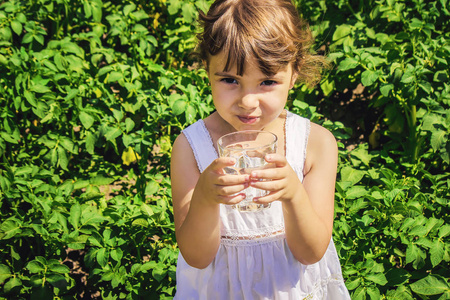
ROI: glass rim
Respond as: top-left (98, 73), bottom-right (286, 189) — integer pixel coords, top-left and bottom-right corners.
top-left (217, 130), bottom-right (278, 151)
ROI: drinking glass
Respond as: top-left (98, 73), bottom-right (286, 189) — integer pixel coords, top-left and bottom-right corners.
top-left (217, 130), bottom-right (277, 212)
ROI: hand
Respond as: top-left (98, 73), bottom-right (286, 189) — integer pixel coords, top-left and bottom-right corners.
top-left (249, 154), bottom-right (301, 204)
top-left (193, 157), bottom-right (250, 206)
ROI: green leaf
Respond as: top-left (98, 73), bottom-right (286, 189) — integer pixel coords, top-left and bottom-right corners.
top-left (439, 224), bottom-right (450, 238)
top-left (352, 286), bottom-right (366, 300)
top-left (58, 146), bottom-right (68, 170)
top-left (132, 218), bottom-right (149, 227)
top-left (181, 2), bottom-right (197, 23)
top-left (386, 285), bottom-right (414, 300)
top-left (366, 287), bottom-right (381, 299)
top-left (86, 132), bottom-right (96, 154)
top-left (4, 277), bottom-right (22, 293)
top-left (141, 204), bottom-right (154, 217)
top-left (168, 0), bottom-right (181, 15)
top-left (152, 263), bottom-right (167, 282)
top-left (101, 270), bottom-right (115, 281)
top-left (47, 274), bottom-right (67, 289)
top-left (0, 264), bottom-right (11, 285)
top-left (97, 248), bottom-right (109, 268)
top-left (380, 84), bottom-right (394, 97)
top-left (386, 268), bottom-right (410, 286)
top-left (341, 166), bottom-right (365, 185)
top-left (26, 261), bottom-right (44, 273)
top-left (185, 104), bottom-right (197, 124)
top-left (104, 127), bottom-right (122, 141)
top-left (365, 273), bottom-right (388, 286)
top-left (361, 69), bottom-right (379, 86)
top-left (338, 57), bottom-right (359, 71)
top-left (30, 84), bottom-right (52, 94)
top-left (333, 24), bottom-right (352, 41)
top-left (60, 137), bottom-right (76, 153)
top-left (49, 263), bottom-right (70, 274)
top-left (401, 69), bottom-right (415, 83)
top-left (11, 20), bottom-right (22, 35)
top-left (107, 71), bottom-right (123, 83)
top-left (0, 219), bottom-right (21, 239)
top-left (80, 111), bottom-right (95, 129)
top-left (92, 0), bottom-right (102, 22)
top-left (406, 244), bottom-right (426, 269)
top-left (69, 203), bottom-right (81, 229)
top-left (431, 131), bottom-right (447, 151)
top-left (346, 185), bottom-right (368, 199)
top-left (83, 1), bottom-right (92, 18)
top-left (439, 292), bottom-right (450, 300)
top-left (111, 248), bottom-right (123, 262)
top-left (410, 275), bottom-right (450, 295)
top-left (320, 79), bottom-right (335, 97)
top-left (430, 240), bottom-right (445, 267)
top-left (145, 181), bottom-right (159, 196)
top-left (172, 99), bottom-right (187, 115)
top-left (125, 118), bottom-right (135, 132)
top-left (345, 277), bottom-right (361, 290)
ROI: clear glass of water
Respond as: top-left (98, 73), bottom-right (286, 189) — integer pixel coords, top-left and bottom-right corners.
top-left (217, 130), bottom-right (277, 212)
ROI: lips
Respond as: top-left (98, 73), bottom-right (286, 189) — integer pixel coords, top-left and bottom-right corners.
top-left (238, 115), bottom-right (259, 124)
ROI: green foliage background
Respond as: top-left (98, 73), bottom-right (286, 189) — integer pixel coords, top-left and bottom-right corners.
top-left (0, 0), bottom-right (449, 299)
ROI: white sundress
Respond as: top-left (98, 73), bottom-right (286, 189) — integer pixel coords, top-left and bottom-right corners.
top-left (174, 111), bottom-right (351, 300)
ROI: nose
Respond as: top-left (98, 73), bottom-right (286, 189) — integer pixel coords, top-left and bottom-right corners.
top-left (238, 93), bottom-right (259, 110)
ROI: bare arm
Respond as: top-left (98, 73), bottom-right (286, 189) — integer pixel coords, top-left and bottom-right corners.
top-left (171, 134), bottom-right (250, 268)
top-left (250, 123), bottom-right (337, 264)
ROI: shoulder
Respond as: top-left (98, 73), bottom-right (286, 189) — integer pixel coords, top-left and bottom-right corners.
top-left (171, 132), bottom-right (193, 169)
top-left (309, 122), bottom-right (337, 148)
top-left (304, 122), bottom-right (338, 174)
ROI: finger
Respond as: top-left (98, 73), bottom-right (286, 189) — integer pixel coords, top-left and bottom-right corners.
top-left (216, 182), bottom-right (249, 196)
top-left (253, 190), bottom-right (282, 204)
top-left (210, 157), bottom-right (237, 174)
top-left (219, 193), bottom-right (246, 205)
top-left (249, 179), bottom-right (284, 192)
top-left (216, 174), bottom-right (250, 186)
top-left (265, 153), bottom-right (288, 167)
top-left (250, 168), bottom-right (284, 181)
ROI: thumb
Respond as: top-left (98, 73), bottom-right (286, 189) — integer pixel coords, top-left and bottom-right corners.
top-left (211, 157), bottom-right (237, 174)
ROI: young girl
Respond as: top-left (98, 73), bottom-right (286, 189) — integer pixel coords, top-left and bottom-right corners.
top-left (170, 0), bottom-right (351, 298)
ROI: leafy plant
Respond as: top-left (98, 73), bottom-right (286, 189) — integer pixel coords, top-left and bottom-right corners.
top-left (0, 0), bottom-right (449, 299)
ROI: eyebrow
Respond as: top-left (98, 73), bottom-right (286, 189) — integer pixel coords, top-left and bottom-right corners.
top-left (214, 72), bottom-right (239, 77)
top-left (214, 72), bottom-right (277, 81)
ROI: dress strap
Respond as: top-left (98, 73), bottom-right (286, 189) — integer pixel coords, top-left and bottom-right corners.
top-left (182, 120), bottom-right (217, 173)
top-left (285, 111), bottom-right (310, 182)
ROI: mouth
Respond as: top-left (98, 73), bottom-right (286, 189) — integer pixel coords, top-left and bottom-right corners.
top-left (238, 115), bottom-right (259, 124)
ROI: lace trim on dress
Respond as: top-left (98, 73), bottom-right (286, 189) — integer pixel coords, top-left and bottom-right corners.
top-left (220, 223), bottom-right (285, 246)
top-left (220, 232), bottom-right (285, 246)
top-left (302, 273), bottom-right (346, 300)
top-left (183, 127), bottom-right (203, 173)
top-left (199, 120), bottom-right (219, 159)
top-left (301, 118), bottom-right (310, 176)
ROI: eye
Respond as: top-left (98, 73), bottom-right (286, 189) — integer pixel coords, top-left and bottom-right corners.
top-left (261, 80), bottom-right (277, 86)
top-left (220, 78), bottom-right (238, 84)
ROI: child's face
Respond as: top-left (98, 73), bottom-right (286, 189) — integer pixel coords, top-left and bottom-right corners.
top-left (208, 52), bottom-right (297, 132)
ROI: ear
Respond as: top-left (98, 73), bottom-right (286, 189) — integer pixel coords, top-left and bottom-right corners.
top-left (289, 72), bottom-right (298, 89)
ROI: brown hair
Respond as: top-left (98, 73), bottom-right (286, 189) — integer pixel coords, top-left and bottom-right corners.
top-left (196, 0), bottom-right (329, 87)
